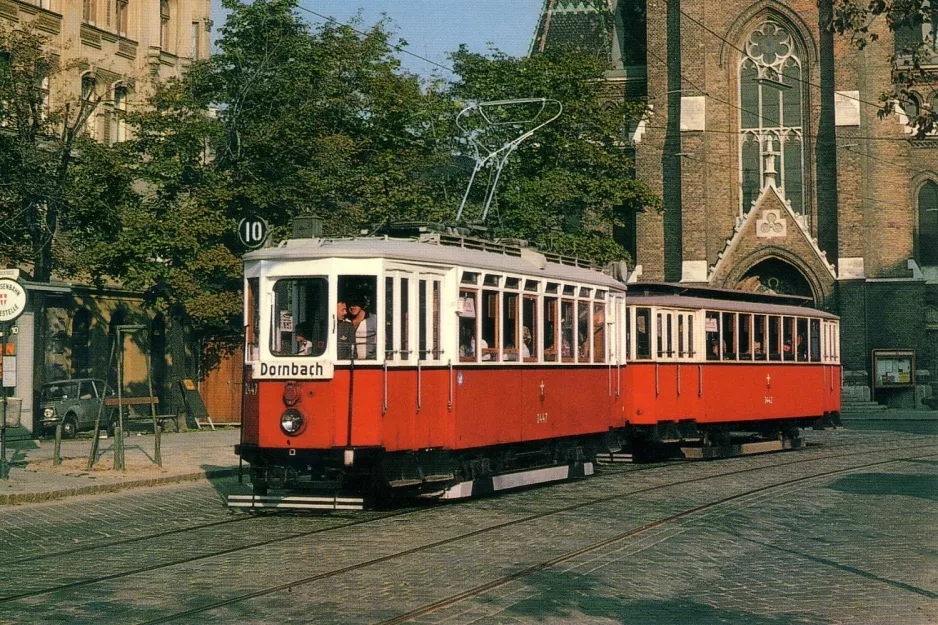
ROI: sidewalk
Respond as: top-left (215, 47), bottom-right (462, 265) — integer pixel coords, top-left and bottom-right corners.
top-left (0, 428), bottom-right (242, 505)
top-left (840, 408), bottom-right (938, 421)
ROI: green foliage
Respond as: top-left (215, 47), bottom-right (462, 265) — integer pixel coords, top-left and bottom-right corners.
top-left (0, 24), bottom-right (113, 281)
top-left (447, 46), bottom-right (658, 263)
top-left (832, 0), bottom-right (938, 136)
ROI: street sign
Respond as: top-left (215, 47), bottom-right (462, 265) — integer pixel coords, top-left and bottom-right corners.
top-left (238, 216), bottom-right (268, 249)
top-left (0, 278), bottom-right (26, 323)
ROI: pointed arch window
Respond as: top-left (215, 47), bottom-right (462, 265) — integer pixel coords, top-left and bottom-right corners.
top-left (738, 21), bottom-right (805, 215)
top-left (919, 180), bottom-right (938, 266)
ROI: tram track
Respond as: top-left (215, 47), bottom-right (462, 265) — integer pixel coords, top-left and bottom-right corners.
top-left (121, 440), bottom-right (938, 625)
top-left (0, 437), bottom-right (930, 613)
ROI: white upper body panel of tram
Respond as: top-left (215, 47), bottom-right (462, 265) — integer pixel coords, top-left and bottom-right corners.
top-left (243, 235), bottom-right (626, 292)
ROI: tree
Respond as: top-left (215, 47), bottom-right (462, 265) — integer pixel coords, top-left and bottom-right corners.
top-left (831, 0), bottom-right (938, 135)
top-left (447, 46), bottom-right (660, 263)
top-left (105, 0), bottom-right (454, 339)
top-left (0, 24), bottom-right (118, 281)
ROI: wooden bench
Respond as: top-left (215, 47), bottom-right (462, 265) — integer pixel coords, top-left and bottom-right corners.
top-left (104, 397), bottom-right (179, 432)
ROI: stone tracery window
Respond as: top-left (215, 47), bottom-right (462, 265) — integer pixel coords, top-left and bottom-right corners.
top-left (738, 20), bottom-right (805, 215)
top-left (918, 180), bottom-right (938, 266)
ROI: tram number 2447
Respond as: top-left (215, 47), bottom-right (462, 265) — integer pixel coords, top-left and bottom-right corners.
top-left (536, 412), bottom-right (548, 423)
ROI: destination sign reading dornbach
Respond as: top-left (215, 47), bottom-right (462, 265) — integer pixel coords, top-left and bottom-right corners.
top-left (253, 360), bottom-right (335, 380)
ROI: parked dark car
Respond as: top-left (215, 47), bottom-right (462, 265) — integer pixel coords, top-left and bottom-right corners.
top-left (38, 379), bottom-right (115, 438)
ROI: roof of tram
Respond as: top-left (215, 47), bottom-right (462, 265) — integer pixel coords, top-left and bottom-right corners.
top-left (244, 234), bottom-right (628, 290)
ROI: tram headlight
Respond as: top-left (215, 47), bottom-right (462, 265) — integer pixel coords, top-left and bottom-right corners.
top-left (43, 408), bottom-right (54, 419)
top-left (280, 408), bottom-right (306, 436)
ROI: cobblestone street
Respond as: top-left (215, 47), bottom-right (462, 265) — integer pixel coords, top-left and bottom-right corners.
top-left (0, 426), bottom-right (934, 624)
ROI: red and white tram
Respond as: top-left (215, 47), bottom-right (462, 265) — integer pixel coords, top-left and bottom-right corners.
top-left (235, 228), bottom-right (841, 503)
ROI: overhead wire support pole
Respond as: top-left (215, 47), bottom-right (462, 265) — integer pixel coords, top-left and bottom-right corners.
top-left (455, 98), bottom-right (562, 223)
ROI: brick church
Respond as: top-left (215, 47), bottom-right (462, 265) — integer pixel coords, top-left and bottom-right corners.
top-left (533, 0), bottom-right (938, 407)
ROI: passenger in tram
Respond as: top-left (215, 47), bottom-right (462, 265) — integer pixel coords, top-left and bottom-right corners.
top-left (521, 327), bottom-right (533, 359)
top-left (753, 341), bottom-right (763, 358)
top-left (796, 334), bottom-right (807, 361)
top-left (336, 299), bottom-right (355, 360)
top-left (295, 323), bottom-right (314, 356)
top-left (347, 294), bottom-right (377, 360)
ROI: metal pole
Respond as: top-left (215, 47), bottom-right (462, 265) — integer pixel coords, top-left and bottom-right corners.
top-left (0, 323), bottom-right (8, 480)
top-left (114, 329), bottom-right (125, 472)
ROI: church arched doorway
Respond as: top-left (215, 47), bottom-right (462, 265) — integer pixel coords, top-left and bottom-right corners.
top-left (735, 258), bottom-right (815, 303)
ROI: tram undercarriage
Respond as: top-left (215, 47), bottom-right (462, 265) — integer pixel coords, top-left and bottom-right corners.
top-left (231, 413), bottom-right (839, 509)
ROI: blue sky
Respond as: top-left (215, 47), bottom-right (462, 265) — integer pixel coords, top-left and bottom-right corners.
top-left (210, 1), bottom-right (545, 76)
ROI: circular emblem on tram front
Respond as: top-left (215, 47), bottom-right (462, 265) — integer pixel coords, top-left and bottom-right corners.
top-left (0, 278), bottom-right (27, 323)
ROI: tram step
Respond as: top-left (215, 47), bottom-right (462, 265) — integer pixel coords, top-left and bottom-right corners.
top-left (227, 494), bottom-right (364, 511)
top-left (596, 452), bottom-right (633, 464)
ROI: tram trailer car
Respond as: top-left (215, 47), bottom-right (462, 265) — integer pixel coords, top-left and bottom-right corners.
top-left (236, 232), bottom-right (841, 499)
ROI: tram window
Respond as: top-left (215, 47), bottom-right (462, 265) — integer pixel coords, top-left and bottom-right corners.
top-left (596, 290), bottom-right (606, 300)
top-left (625, 308), bottom-right (632, 360)
top-left (705, 311), bottom-right (720, 360)
top-left (796, 318), bottom-right (808, 361)
top-left (245, 278), bottom-right (259, 361)
top-left (339, 275), bottom-right (378, 360)
top-left (461, 272), bottom-right (479, 285)
top-left (687, 314), bottom-right (695, 357)
top-left (635, 308), bottom-right (652, 359)
top-left (782, 316), bottom-right (794, 361)
top-left (722, 312), bottom-right (736, 360)
top-left (561, 300), bottom-right (575, 362)
top-left (505, 277), bottom-right (520, 290)
top-left (546, 282), bottom-right (559, 294)
top-left (563, 285), bottom-right (576, 297)
top-left (524, 279), bottom-right (538, 292)
top-left (754, 315), bottom-right (767, 359)
top-left (809, 318), bottom-right (821, 362)
top-left (270, 277), bottom-right (328, 357)
top-left (593, 302), bottom-right (605, 363)
top-left (482, 290), bottom-right (498, 361)
top-left (768, 316), bottom-right (781, 361)
top-left (544, 297), bottom-right (558, 362)
top-left (523, 295), bottom-right (537, 362)
top-left (738, 314), bottom-right (752, 360)
top-left (385, 277), bottom-right (394, 360)
top-left (419, 280), bottom-right (428, 360)
top-left (458, 289), bottom-right (478, 362)
top-left (432, 282), bottom-right (442, 360)
top-left (666, 314), bottom-right (673, 357)
top-left (484, 274), bottom-right (500, 287)
top-left (503, 292), bottom-right (520, 361)
top-left (400, 279), bottom-right (410, 359)
top-left (577, 301), bottom-right (590, 361)
top-left (678, 315), bottom-right (684, 357)
top-left (656, 313), bottom-right (664, 358)
top-left (579, 287), bottom-right (591, 298)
